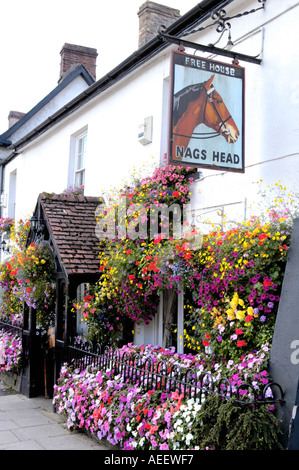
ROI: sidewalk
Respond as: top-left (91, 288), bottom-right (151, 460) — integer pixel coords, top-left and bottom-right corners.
top-left (0, 380), bottom-right (114, 450)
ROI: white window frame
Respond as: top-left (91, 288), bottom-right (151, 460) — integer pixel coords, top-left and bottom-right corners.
top-left (74, 132), bottom-right (87, 187)
top-left (68, 126), bottom-right (88, 190)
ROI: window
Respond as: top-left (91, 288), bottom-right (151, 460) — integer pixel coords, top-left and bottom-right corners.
top-left (74, 133), bottom-right (87, 187)
top-left (8, 169), bottom-right (17, 219)
top-left (68, 126), bottom-right (88, 191)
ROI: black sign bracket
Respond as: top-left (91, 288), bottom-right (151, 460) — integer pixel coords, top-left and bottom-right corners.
top-left (158, 28), bottom-right (262, 66)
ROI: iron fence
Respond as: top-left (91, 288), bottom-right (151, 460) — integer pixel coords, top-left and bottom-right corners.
top-left (65, 337), bottom-right (285, 407)
top-left (0, 317), bottom-right (23, 337)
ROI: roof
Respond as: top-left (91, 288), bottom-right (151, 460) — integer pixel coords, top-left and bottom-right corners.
top-left (39, 192), bottom-right (103, 277)
top-left (1, 0), bottom-right (232, 161)
top-left (0, 64), bottom-right (95, 147)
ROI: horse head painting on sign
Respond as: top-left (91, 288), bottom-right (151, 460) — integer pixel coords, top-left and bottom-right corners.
top-left (172, 74), bottom-right (239, 161)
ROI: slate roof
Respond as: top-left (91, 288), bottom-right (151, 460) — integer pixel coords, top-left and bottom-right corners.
top-left (39, 192), bottom-right (103, 276)
top-left (0, 64), bottom-right (95, 148)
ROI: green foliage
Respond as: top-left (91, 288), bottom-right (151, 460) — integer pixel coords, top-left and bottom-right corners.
top-left (197, 394), bottom-right (283, 450)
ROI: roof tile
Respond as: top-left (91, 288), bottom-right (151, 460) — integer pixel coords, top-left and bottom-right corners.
top-left (39, 192), bottom-right (103, 276)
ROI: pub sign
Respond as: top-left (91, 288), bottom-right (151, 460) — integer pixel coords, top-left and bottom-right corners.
top-left (168, 51), bottom-right (245, 172)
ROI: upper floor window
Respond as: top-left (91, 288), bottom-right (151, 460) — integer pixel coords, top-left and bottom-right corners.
top-left (74, 132), bottom-right (87, 187)
top-left (68, 126), bottom-right (87, 192)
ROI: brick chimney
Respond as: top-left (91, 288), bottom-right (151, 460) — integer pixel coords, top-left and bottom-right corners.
top-left (8, 110), bottom-right (25, 128)
top-left (58, 43), bottom-right (98, 83)
top-left (137, 1), bottom-right (180, 48)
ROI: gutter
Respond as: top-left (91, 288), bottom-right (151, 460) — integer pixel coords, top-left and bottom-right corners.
top-left (2, 0), bottom-right (233, 164)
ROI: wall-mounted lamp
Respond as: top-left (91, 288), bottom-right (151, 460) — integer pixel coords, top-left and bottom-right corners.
top-left (30, 214), bottom-right (45, 239)
top-left (30, 215), bottom-right (38, 232)
top-left (1, 239), bottom-right (10, 253)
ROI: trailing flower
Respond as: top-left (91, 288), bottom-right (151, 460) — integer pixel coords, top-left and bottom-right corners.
top-left (184, 213), bottom-right (292, 360)
top-left (0, 329), bottom-right (22, 374)
top-left (88, 161), bottom-right (197, 328)
top-left (0, 217), bottom-right (14, 235)
top-left (0, 242), bottom-right (55, 330)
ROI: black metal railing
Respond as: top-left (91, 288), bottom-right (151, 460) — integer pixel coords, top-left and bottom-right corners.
top-left (65, 337), bottom-right (285, 407)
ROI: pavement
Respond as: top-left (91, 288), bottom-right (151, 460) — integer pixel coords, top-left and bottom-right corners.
top-left (0, 380), bottom-right (115, 450)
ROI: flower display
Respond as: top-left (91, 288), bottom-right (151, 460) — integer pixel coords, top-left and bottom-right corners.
top-left (53, 342), bottom-right (276, 450)
top-left (72, 290), bottom-right (125, 346)
top-left (74, 161), bottom-right (197, 341)
top-left (82, 164), bottom-right (295, 362)
top-left (63, 185), bottom-right (84, 196)
top-left (0, 329), bottom-right (22, 374)
top-left (183, 213), bottom-right (292, 360)
top-left (0, 217), bottom-right (14, 235)
top-left (0, 241), bottom-right (55, 329)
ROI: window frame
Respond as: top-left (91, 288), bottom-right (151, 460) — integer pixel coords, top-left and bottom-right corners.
top-left (73, 131), bottom-right (87, 188)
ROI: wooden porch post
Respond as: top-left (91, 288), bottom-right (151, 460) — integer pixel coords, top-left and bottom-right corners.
top-left (177, 290), bottom-right (184, 354)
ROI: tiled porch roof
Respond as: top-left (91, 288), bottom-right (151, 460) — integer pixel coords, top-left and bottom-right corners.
top-left (39, 192), bottom-right (102, 276)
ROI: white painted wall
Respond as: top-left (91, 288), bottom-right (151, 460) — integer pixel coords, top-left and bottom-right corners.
top-left (186, 0), bottom-right (299, 230)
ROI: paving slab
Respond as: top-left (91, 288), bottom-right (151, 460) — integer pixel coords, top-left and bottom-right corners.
top-left (0, 380), bottom-right (114, 450)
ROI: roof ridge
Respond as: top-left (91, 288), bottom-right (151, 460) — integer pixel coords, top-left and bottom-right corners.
top-left (39, 192), bottom-right (101, 203)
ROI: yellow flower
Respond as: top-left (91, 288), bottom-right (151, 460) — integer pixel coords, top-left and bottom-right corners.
top-left (247, 306), bottom-right (254, 316)
top-left (236, 310), bottom-right (245, 320)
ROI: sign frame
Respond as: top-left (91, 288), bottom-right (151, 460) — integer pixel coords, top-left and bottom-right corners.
top-left (168, 50), bottom-right (245, 173)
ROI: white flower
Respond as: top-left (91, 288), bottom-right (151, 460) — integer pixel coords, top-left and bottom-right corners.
top-left (174, 418), bottom-right (182, 428)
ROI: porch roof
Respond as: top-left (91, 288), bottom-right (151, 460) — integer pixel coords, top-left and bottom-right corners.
top-left (39, 192), bottom-right (103, 277)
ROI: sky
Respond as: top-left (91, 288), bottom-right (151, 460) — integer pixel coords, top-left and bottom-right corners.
top-left (0, 0), bottom-right (198, 133)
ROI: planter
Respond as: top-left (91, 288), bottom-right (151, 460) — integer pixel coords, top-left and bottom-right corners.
top-left (0, 371), bottom-right (22, 393)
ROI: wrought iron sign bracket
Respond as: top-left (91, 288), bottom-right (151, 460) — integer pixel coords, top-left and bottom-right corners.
top-left (158, 28), bottom-right (262, 66)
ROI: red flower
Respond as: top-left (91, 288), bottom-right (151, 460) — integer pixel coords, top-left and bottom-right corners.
top-left (172, 191), bottom-right (180, 197)
top-left (203, 339), bottom-right (210, 347)
top-left (235, 328), bottom-right (243, 335)
top-left (245, 315), bottom-right (253, 322)
top-left (129, 274), bottom-right (135, 280)
top-left (26, 287), bottom-right (32, 293)
top-left (237, 340), bottom-right (246, 347)
top-left (148, 262), bottom-right (158, 271)
top-left (126, 250), bottom-right (132, 254)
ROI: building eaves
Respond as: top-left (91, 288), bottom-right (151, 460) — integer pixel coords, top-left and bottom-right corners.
top-left (0, 64), bottom-right (95, 145)
top-left (2, 0), bottom-right (233, 162)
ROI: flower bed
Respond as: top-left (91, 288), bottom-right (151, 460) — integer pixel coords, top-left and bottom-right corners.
top-left (53, 342), bottom-right (282, 450)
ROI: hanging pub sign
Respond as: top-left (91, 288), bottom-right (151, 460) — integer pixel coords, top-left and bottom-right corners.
top-left (168, 51), bottom-right (245, 172)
